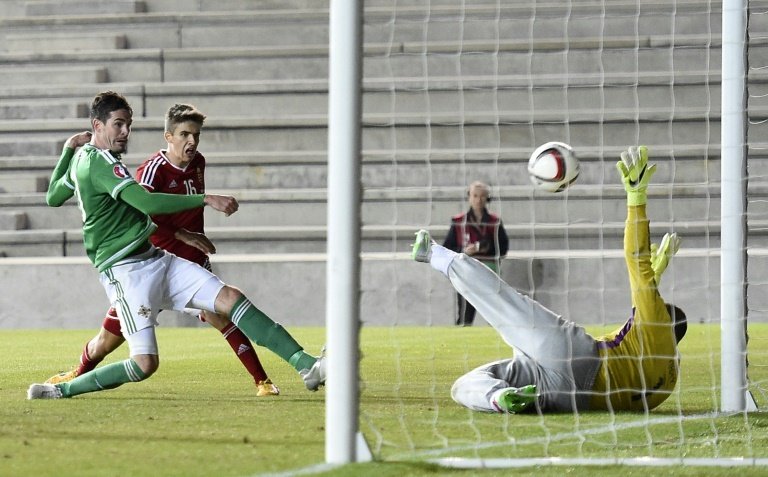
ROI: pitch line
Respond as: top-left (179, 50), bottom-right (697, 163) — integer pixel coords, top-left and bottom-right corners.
top-left (394, 411), bottom-right (724, 460)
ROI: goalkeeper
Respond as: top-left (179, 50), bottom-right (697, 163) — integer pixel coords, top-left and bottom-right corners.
top-left (412, 145), bottom-right (687, 413)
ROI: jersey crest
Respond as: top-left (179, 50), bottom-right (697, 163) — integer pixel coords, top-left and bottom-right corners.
top-left (113, 163), bottom-right (130, 179)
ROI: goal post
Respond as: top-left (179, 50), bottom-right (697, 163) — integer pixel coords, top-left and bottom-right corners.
top-left (325, 0), bottom-right (366, 464)
top-left (720, 0), bottom-right (755, 414)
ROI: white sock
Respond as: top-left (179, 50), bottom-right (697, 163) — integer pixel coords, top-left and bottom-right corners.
top-left (429, 244), bottom-right (457, 276)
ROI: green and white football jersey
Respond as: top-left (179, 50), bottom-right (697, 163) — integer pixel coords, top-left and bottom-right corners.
top-left (68, 144), bottom-right (157, 271)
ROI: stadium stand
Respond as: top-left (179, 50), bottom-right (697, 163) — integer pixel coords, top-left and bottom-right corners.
top-left (0, 0), bottom-right (741, 327)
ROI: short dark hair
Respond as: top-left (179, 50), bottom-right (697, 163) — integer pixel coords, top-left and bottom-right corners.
top-left (665, 304), bottom-right (687, 343)
top-left (90, 91), bottom-right (132, 124)
top-left (165, 103), bottom-right (206, 134)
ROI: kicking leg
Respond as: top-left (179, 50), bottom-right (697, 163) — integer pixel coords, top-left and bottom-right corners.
top-left (201, 310), bottom-right (279, 396)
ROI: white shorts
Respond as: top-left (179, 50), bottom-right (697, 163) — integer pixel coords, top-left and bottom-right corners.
top-left (99, 247), bottom-right (225, 347)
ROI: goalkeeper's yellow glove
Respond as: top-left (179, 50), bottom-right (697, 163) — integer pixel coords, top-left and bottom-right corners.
top-left (651, 232), bottom-right (681, 284)
top-left (616, 145), bottom-right (656, 206)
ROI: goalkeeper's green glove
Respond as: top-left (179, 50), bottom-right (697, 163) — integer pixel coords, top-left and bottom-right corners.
top-left (651, 232), bottom-right (681, 284)
top-left (616, 145), bottom-right (656, 206)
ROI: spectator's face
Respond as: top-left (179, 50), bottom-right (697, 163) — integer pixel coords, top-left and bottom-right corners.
top-left (468, 186), bottom-right (489, 212)
top-left (92, 109), bottom-right (132, 154)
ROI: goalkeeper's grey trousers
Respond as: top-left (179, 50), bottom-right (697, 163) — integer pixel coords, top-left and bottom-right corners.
top-left (434, 247), bottom-right (601, 412)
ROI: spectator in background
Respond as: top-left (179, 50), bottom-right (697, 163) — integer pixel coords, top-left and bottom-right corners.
top-left (442, 181), bottom-right (509, 326)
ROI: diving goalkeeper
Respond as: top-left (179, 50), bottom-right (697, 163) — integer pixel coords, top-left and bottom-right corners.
top-left (412, 145), bottom-right (687, 413)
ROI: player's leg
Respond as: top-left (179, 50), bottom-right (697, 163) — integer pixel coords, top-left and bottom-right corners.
top-left (46, 308), bottom-right (126, 384)
top-left (210, 286), bottom-right (325, 391)
top-left (27, 302), bottom-right (160, 399)
top-left (54, 258), bottom-right (165, 397)
top-left (163, 253), bottom-right (325, 390)
top-left (200, 310), bottom-right (279, 396)
top-left (28, 248), bottom-right (176, 400)
top-left (414, 231), bottom-right (600, 396)
top-left (451, 358), bottom-right (538, 413)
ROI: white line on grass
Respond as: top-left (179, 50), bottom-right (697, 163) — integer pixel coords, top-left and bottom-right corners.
top-left (395, 411), bottom-right (724, 460)
top-left (250, 462), bottom-right (341, 477)
top-left (251, 411), bottom-right (762, 475)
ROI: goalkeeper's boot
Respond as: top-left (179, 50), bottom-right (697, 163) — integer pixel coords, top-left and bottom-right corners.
top-left (411, 229), bottom-right (433, 263)
top-left (492, 385), bottom-right (537, 414)
top-left (45, 369), bottom-right (79, 385)
top-left (27, 383), bottom-right (63, 400)
top-left (256, 379), bottom-right (280, 397)
top-left (300, 347), bottom-right (326, 391)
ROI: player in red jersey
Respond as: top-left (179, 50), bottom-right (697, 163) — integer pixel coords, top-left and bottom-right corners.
top-left (45, 104), bottom-right (279, 396)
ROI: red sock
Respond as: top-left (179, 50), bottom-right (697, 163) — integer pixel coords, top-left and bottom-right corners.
top-left (102, 307), bottom-right (123, 336)
top-left (221, 322), bottom-right (268, 383)
top-left (76, 343), bottom-right (100, 376)
top-left (76, 308), bottom-right (123, 375)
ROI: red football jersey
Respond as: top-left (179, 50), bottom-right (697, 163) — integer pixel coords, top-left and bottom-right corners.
top-left (135, 150), bottom-right (207, 266)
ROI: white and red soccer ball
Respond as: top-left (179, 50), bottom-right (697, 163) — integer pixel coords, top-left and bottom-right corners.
top-left (527, 142), bottom-right (580, 193)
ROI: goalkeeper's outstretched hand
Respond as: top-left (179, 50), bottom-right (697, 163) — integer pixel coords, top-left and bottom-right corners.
top-left (651, 232), bottom-right (681, 284)
top-left (616, 145), bottom-right (656, 206)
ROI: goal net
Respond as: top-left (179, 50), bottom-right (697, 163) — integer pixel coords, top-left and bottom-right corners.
top-left (342, 0), bottom-right (768, 469)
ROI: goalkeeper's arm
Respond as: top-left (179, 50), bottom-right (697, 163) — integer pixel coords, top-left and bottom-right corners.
top-left (651, 232), bottom-right (681, 285)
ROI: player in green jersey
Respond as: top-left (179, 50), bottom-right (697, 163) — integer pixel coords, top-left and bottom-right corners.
top-left (27, 91), bottom-right (325, 400)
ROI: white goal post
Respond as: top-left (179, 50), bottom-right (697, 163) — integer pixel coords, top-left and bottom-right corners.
top-left (720, 0), bottom-right (756, 414)
top-left (325, 0), bottom-right (367, 465)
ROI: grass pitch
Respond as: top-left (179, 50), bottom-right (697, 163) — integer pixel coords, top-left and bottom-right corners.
top-left (2, 324), bottom-right (768, 476)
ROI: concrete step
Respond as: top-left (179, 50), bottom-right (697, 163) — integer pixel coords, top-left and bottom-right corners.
top-left (0, 229), bottom-right (64, 256)
top-left (0, 137), bottom-right (63, 157)
top-left (0, 106), bottom-right (724, 156)
top-left (0, 217), bottom-right (744, 258)
top-left (0, 182), bottom-right (738, 230)
top-left (0, 35), bottom-right (742, 83)
top-left (24, 0), bottom-right (146, 16)
top-left (199, 184), bottom-right (726, 228)
top-left (0, 210), bottom-right (26, 232)
top-left (0, 82), bottom-right (146, 115)
top-left (0, 248), bottom-right (725, 328)
top-left (0, 0), bottom-right (26, 17)
top-left (0, 173), bottom-right (47, 193)
top-left (0, 2), bottom-right (719, 50)
top-left (113, 81), bottom-right (728, 118)
top-left (0, 142), bottom-right (726, 192)
top-left (0, 65), bottom-right (108, 86)
top-left (0, 98), bottom-right (88, 120)
top-left (2, 32), bottom-right (127, 53)
top-left (0, 70), bottom-right (728, 118)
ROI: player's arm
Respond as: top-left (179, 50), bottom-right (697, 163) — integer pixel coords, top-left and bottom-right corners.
top-left (650, 232), bottom-right (681, 285)
top-left (175, 228), bottom-right (216, 254)
top-left (616, 146), bottom-right (667, 321)
top-left (134, 162), bottom-right (183, 239)
top-left (119, 182), bottom-right (238, 216)
top-left (616, 146), bottom-right (656, 289)
top-left (46, 131), bottom-right (91, 207)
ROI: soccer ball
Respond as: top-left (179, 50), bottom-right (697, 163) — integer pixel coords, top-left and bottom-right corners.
top-left (527, 142), bottom-right (580, 193)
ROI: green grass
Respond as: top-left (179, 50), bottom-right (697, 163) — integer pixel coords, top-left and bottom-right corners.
top-left (1, 324), bottom-right (767, 476)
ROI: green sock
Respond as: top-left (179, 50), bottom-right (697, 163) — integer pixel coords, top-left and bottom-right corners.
top-left (230, 296), bottom-right (316, 371)
top-left (288, 349), bottom-right (317, 372)
top-left (59, 359), bottom-right (146, 398)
